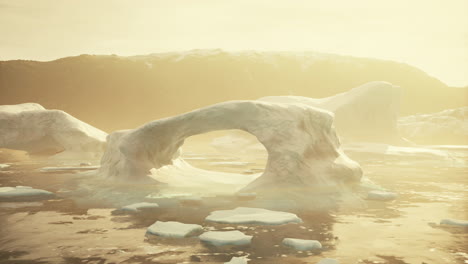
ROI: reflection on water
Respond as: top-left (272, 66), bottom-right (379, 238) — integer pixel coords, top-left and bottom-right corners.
top-left (0, 146), bottom-right (467, 264)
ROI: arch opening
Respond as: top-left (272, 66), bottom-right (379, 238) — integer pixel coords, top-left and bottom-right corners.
top-left (146, 129), bottom-right (269, 195)
top-left (181, 129), bottom-right (268, 175)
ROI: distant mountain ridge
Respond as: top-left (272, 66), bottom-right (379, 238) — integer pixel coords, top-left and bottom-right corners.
top-left (1, 50), bottom-right (466, 132)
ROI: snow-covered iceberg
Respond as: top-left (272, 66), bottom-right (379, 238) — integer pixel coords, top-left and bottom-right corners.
top-left (205, 207), bottom-right (302, 225)
top-left (0, 103), bottom-right (107, 160)
top-left (398, 107), bottom-right (468, 145)
top-left (99, 100), bottom-right (362, 196)
top-left (259, 81), bottom-right (403, 144)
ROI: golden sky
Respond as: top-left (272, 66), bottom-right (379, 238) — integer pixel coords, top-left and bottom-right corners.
top-left (1, 0), bottom-right (467, 86)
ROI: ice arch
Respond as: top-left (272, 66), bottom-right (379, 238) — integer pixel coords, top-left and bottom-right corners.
top-left (99, 101), bottom-right (362, 194)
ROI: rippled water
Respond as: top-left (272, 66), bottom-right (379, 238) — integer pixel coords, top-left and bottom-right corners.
top-left (0, 146), bottom-right (467, 264)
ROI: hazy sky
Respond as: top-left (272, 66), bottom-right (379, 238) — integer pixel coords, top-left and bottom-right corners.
top-left (1, 0), bottom-right (467, 86)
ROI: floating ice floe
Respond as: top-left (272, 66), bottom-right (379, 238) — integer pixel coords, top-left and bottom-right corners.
top-left (282, 238), bottom-right (322, 251)
top-left (0, 186), bottom-right (54, 201)
top-left (205, 207), bottom-right (302, 225)
top-left (118, 202), bottom-right (159, 213)
top-left (440, 219), bottom-right (468, 227)
top-left (317, 258), bottom-right (340, 264)
top-left (199, 231), bottom-right (252, 246)
top-left (0, 164), bottom-right (10, 170)
top-left (225, 256), bottom-right (249, 264)
top-left (40, 166), bottom-right (100, 172)
top-left (367, 190), bottom-right (398, 201)
top-left (146, 221), bottom-right (203, 238)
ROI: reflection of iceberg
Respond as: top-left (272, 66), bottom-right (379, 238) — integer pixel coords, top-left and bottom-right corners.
top-left (0, 103), bottom-right (107, 160)
top-left (99, 100), bottom-right (362, 196)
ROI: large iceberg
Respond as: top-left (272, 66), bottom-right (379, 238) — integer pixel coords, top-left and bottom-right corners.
top-left (259, 81), bottom-right (404, 144)
top-left (0, 103), bottom-right (107, 160)
top-left (99, 100), bottom-right (362, 196)
top-left (398, 107), bottom-right (468, 145)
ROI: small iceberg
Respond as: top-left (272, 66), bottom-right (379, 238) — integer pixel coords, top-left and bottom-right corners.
top-left (440, 219), bottom-right (468, 227)
top-left (317, 258), bottom-right (339, 264)
top-left (146, 221), bottom-right (203, 238)
top-left (116, 202), bottom-right (159, 213)
top-left (225, 256), bottom-right (249, 264)
top-left (0, 164), bottom-right (10, 170)
top-left (205, 207), bottom-right (302, 225)
top-left (0, 186), bottom-right (54, 201)
top-left (367, 190), bottom-right (398, 201)
top-left (282, 238), bottom-right (322, 250)
top-left (199, 231), bottom-right (252, 246)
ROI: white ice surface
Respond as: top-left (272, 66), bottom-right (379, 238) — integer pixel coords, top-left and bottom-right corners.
top-left (282, 238), bottom-right (322, 250)
top-left (367, 190), bottom-right (398, 201)
top-left (205, 207), bottom-right (302, 225)
top-left (199, 231), bottom-right (252, 246)
top-left (225, 256), bottom-right (249, 264)
top-left (120, 202), bottom-right (159, 212)
top-left (440, 219), bottom-right (468, 227)
top-left (0, 186), bottom-right (53, 199)
top-left (146, 221), bottom-right (203, 238)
